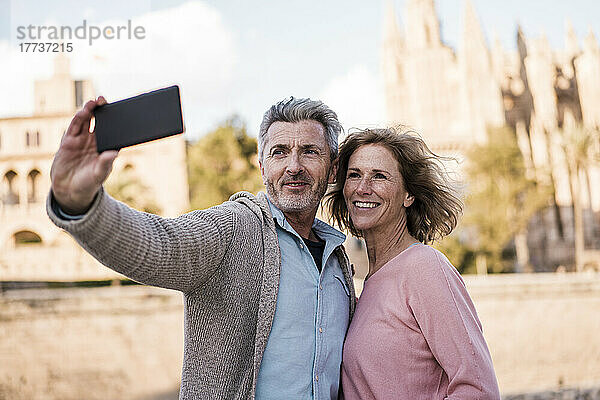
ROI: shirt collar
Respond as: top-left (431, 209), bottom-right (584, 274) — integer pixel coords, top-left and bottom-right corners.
top-left (265, 194), bottom-right (346, 243)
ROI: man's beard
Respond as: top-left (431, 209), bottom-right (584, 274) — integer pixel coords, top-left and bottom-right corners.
top-left (265, 173), bottom-right (329, 214)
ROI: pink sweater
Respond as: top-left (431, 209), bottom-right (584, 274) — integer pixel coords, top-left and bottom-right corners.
top-left (342, 244), bottom-right (500, 399)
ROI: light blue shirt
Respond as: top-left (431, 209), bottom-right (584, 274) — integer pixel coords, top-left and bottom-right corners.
top-left (255, 198), bottom-right (350, 400)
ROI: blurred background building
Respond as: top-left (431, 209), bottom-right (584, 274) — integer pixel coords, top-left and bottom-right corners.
top-left (0, 55), bottom-right (189, 283)
top-left (382, 0), bottom-right (600, 272)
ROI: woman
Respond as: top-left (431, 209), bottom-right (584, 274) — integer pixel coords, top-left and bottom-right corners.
top-left (327, 127), bottom-right (500, 399)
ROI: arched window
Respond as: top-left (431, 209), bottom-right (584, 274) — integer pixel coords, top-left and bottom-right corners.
top-left (13, 230), bottom-right (42, 246)
top-left (2, 170), bottom-right (19, 205)
top-left (28, 169), bottom-right (41, 203)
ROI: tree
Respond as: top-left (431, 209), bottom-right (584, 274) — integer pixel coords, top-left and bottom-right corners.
top-left (462, 126), bottom-right (551, 273)
top-left (187, 117), bottom-right (263, 210)
top-left (105, 166), bottom-right (162, 214)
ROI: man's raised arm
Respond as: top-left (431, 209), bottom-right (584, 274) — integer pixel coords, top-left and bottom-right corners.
top-left (47, 98), bottom-right (237, 293)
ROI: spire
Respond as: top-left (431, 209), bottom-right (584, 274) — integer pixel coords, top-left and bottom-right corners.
top-left (492, 32), bottom-right (503, 57)
top-left (491, 32), bottom-right (505, 81)
top-left (584, 28), bottom-right (599, 54)
top-left (535, 31), bottom-right (552, 57)
top-left (565, 19), bottom-right (579, 56)
top-left (404, 0), bottom-right (441, 49)
top-left (383, 0), bottom-right (403, 49)
top-left (460, 0), bottom-right (489, 59)
top-left (517, 24), bottom-right (528, 61)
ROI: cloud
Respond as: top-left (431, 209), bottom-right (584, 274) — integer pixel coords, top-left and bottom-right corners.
top-left (0, 40), bottom-right (54, 117)
top-left (319, 65), bottom-right (386, 135)
top-left (0, 1), bottom-right (236, 137)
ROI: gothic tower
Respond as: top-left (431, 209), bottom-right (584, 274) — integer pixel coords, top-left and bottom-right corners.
top-left (458, 0), bottom-right (504, 142)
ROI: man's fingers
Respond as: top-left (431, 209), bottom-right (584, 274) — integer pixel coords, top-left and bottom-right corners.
top-left (81, 100), bottom-right (100, 135)
top-left (66, 100), bottom-right (98, 137)
top-left (95, 150), bottom-right (119, 183)
top-left (89, 97), bottom-right (107, 134)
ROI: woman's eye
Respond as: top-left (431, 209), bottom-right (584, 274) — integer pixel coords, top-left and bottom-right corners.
top-left (347, 172), bottom-right (360, 179)
top-left (373, 173), bottom-right (386, 179)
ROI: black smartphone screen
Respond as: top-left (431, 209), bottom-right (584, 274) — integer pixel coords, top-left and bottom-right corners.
top-left (94, 85), bottom-right (184, 152)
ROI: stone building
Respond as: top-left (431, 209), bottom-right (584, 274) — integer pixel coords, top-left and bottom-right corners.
top-left (0, 55), bottom-right (189, 282)
top-left (382, 0), bottom-right (600, 270)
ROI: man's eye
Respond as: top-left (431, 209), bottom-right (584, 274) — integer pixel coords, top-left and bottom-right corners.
top-left (304, 149), bottom-right (318, 155)
top-left (373, 173), bottom-right (387, 179)
top-left (272, 149), bottom-right (285, 156)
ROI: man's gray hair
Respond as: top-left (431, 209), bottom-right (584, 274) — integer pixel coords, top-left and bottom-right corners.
top-left (258, 97), bottom-right (343, 161)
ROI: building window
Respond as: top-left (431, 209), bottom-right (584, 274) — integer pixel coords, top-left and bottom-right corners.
top-left (2, 170), bottom-right (19, 205)
top-left (27, 169), bottom-right (41, 203)
top-left (75, 80), bottom-right (84, 108)
top-left (13, 230), bottom-right (42, 246)
top-left (25, 131), bottom-right (41, 147)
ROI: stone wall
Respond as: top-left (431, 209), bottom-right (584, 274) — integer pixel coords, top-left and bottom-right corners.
top-left (1, 273), bottom-right (599, 399)
top-left (0, 286), bottom-right (183, 400)
top-left (463, 273), bottom-right (600, 396)
top-left (504, 387), bottom-right (600, 400)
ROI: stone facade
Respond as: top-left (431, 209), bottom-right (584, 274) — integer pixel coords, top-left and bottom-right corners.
top-left (0, 55), bottom-right (189, 282)
top-left (382, 0), bottom-right (600, 270)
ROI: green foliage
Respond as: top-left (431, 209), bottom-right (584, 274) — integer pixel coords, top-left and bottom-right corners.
top-left (558, 124), bottom-right (600, 171)
top-left (436, 126), bottom-right (552, 273)
top-left (187, 116), bottom-right (263, 210)
top-left (433, 233), bottom-right (476, 274)
top-left (106, 167), bottom-right (162, 214)
top-left (459, 126), bottom-right (551, 272)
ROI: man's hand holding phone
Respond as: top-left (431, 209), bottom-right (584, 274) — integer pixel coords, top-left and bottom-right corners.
top-left (50, 85), bottom-right (184, 215)
top-left (51, 97), bottom-right (118, 215)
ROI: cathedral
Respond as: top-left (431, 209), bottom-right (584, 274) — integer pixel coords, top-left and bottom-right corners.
top-left (382, 0), bottom-right (600, 270)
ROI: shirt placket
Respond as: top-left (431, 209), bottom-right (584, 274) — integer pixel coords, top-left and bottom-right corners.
top-left (313, 267), bottom-right (325, 399)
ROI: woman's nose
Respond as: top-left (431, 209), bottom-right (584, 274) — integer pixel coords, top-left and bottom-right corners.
top-left (356, 177), bottom-right (372, 194)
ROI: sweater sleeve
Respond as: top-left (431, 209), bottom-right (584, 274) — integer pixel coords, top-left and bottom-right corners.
top-left (405, 248), bottom-right (500, 400)
top-left (47, 188), bottom-right (237, 293)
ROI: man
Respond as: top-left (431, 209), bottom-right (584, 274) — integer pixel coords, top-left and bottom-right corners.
top-left (47, 96), bottom-right (356, 399)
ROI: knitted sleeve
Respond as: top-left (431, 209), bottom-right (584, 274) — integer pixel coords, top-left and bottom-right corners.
top-left (47, 187), bottom-right (236, 293)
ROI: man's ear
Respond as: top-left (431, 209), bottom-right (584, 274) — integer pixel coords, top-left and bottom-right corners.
top-left (258, 159), bottom-right (267, 185)
top-left (329, 158), bottom-right (338, 184)
top-left (404, 194), bottom-right (415, 208)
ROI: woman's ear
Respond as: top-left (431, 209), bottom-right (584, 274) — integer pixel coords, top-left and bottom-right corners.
top-left (404, 194), bottom-right (415, 208)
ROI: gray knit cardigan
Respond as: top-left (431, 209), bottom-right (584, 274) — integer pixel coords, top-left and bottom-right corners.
top-left (47, 188), bottom-right (356, 399)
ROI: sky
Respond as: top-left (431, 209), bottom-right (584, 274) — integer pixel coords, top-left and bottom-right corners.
top-left (0, 0), bottom-right (599, 140)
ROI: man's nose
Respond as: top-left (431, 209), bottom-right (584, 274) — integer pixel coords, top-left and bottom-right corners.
top-left (285, 152), bottom-right (304, 175)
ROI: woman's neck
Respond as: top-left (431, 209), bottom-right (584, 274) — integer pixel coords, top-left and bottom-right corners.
top-left (363, 218), bottom-right (418, 279)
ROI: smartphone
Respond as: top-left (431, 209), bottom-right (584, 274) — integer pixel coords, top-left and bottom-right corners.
top-left (94, 85), bottom-right (184, 152)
